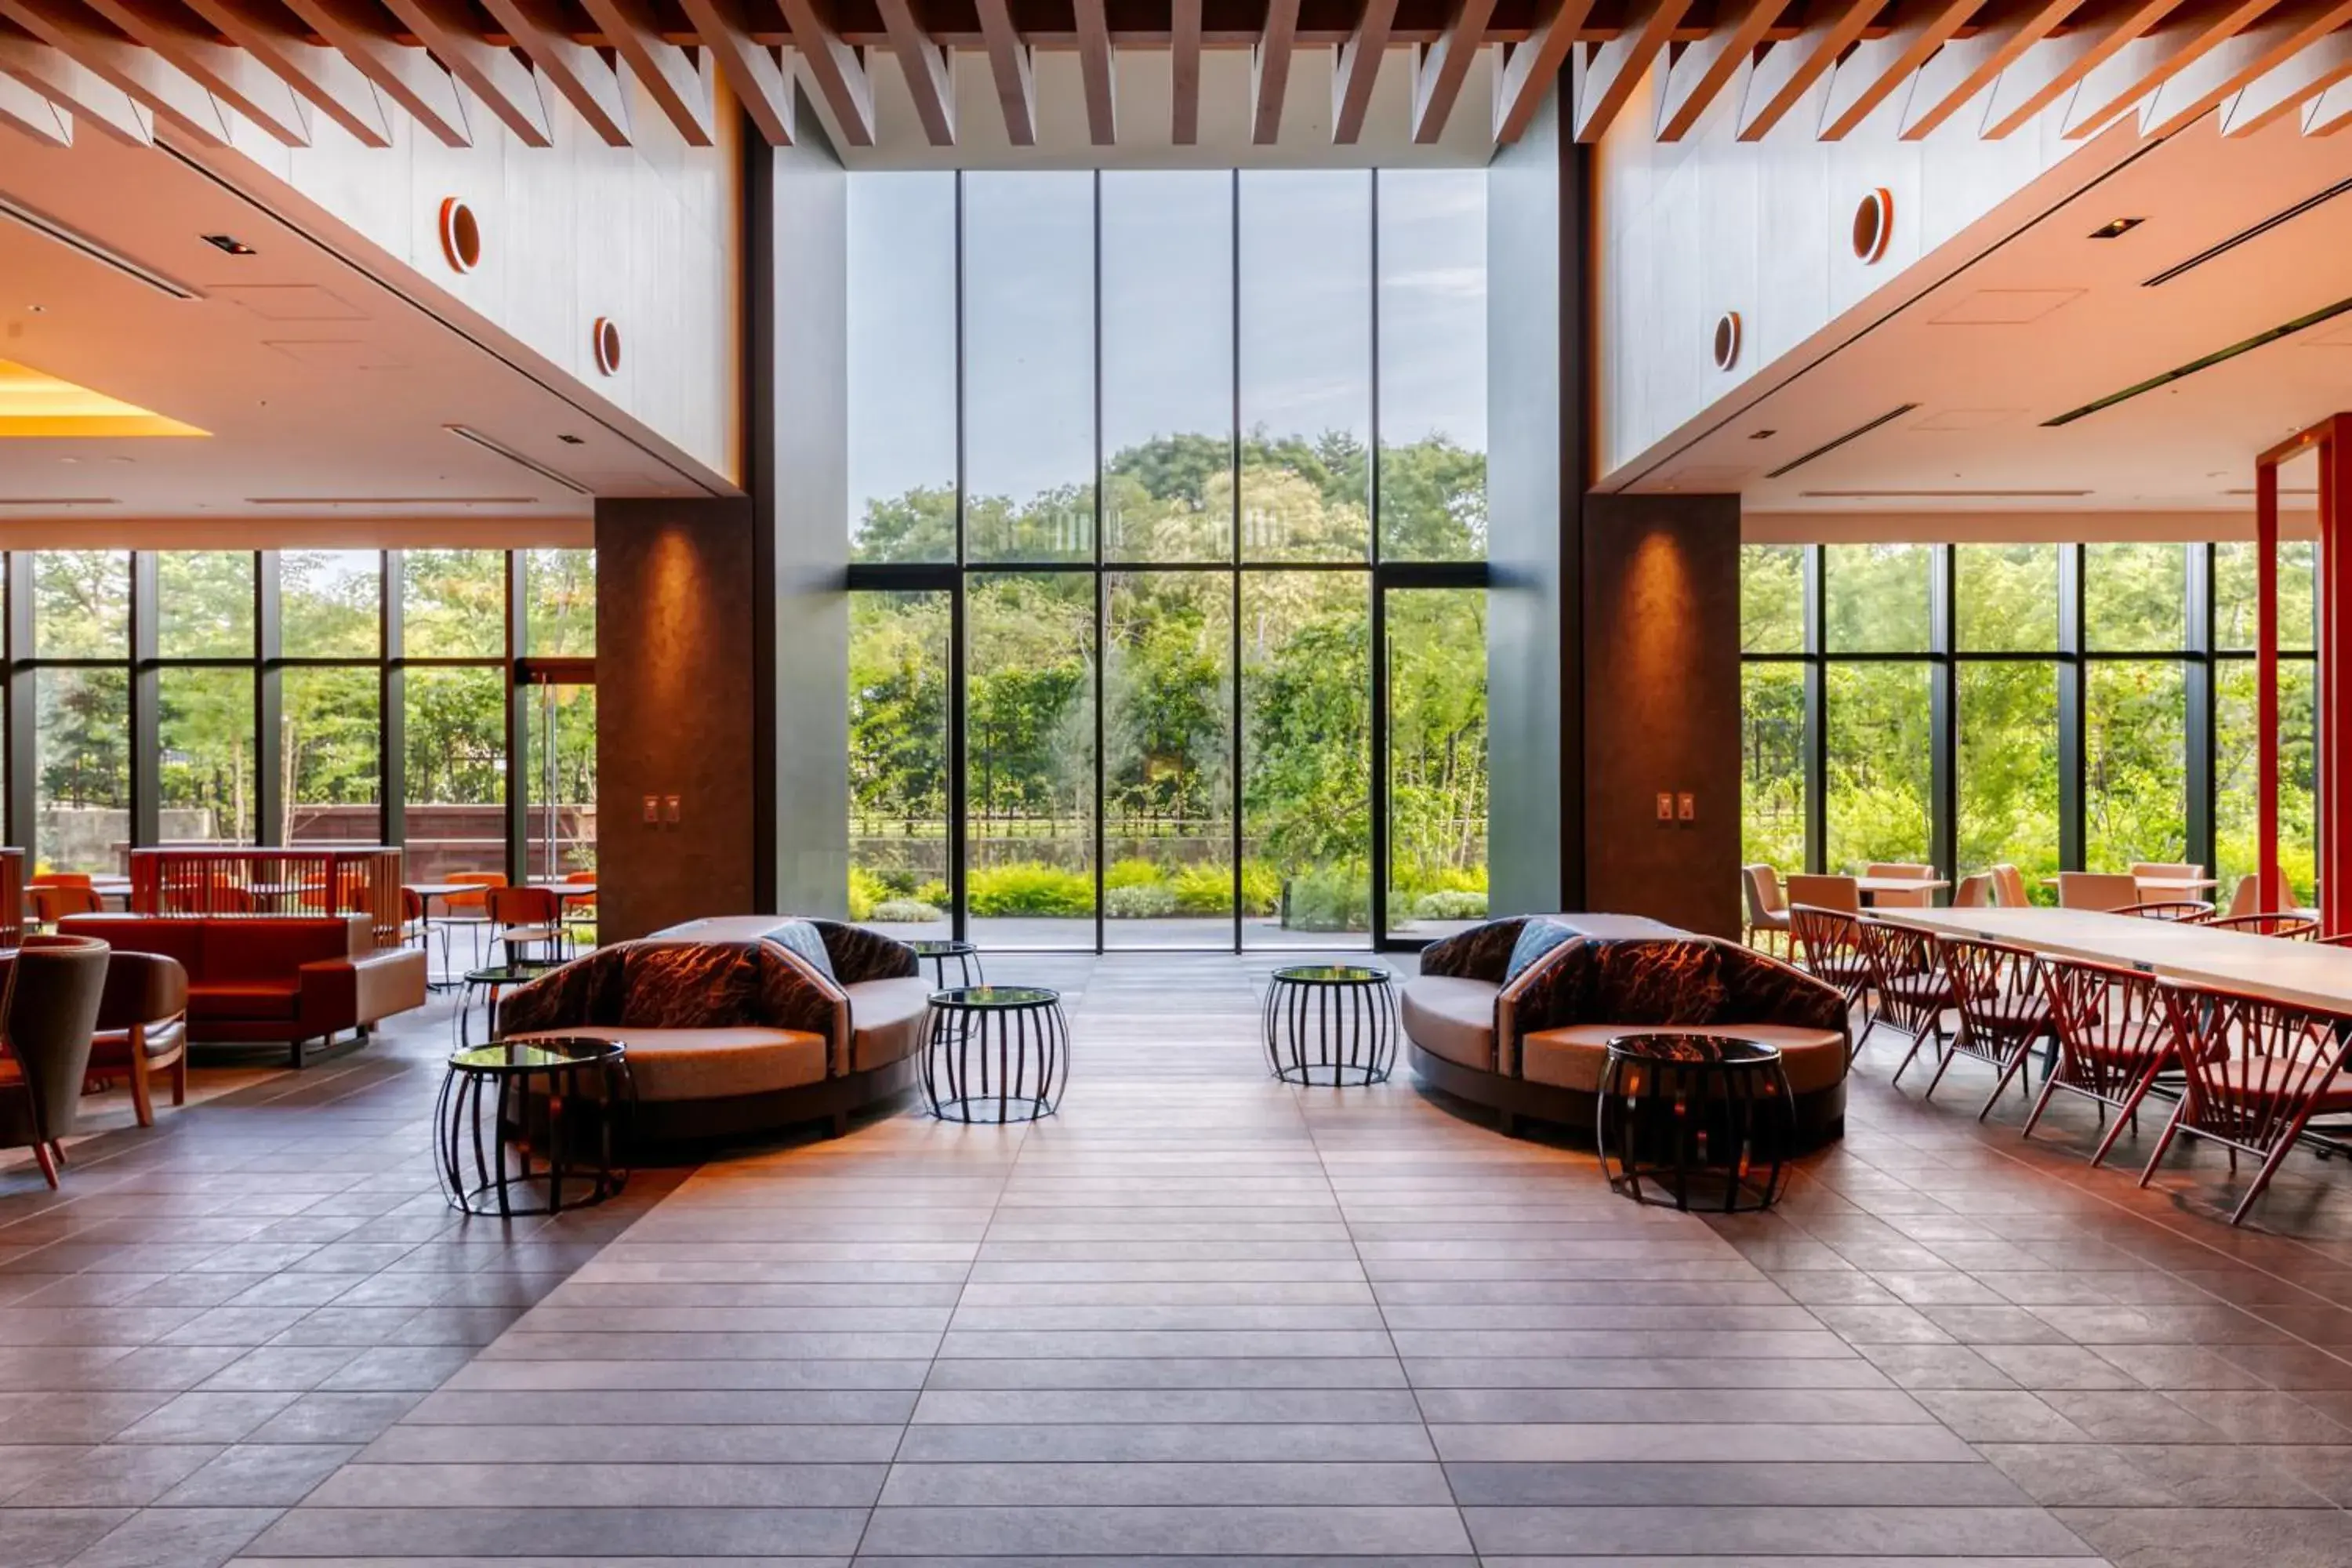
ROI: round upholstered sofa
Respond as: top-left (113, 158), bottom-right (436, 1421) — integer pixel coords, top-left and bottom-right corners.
top-left (1401, 913), bottom-right (1851, 1148)
top-left (492, 915), bottom-right (929, 1148)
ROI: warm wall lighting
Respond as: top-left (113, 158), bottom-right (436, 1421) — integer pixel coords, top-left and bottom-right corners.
top-left (0, 359), bottom-right (208, 437)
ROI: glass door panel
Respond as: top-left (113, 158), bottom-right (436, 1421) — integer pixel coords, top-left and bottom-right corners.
top-left (1383, 588), bottom-right (1487, 941)
top-left (1105, 572), bottom-right (1233, 949)
top-left (527, 677), bottom-right (597, 949)
top-left (966, 574), bottom-right (1097, 949)
top-left (1242, 573), bottom-right (1370, 949)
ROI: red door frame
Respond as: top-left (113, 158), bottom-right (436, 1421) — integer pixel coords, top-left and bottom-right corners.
top-left (2256, 416), bottom-right (2352, 930)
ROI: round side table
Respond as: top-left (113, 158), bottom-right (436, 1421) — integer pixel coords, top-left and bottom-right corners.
top-left (909, 938), bottom-right (985, 989)
top-left (435, 1036), bottom-right (634, 1218)
top-left (924, 985), bottom-right (1067, 1124)
top-left (1263, 964), bottom-right (1397, 1087)
top-left (1597, 1033), bottom-right (1793, 1213)
top-left (456, 961), bottom-right (561, 1048)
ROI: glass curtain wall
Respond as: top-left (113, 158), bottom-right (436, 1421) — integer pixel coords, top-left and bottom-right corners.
top-left (1, 548), bottom-right (594, 880)
top-left (1739, 540), bottom-right (2320, 906)
top-left (847, 169), bottom-right (1490, 951)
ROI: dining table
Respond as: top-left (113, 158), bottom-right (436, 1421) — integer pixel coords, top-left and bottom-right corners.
top-left (1856, 876), bottom-right (1950, 904)
top-left (2038, 875), bottom-right (2221, 897)
top-left (1878, 906), bottom-right (2352, 1014)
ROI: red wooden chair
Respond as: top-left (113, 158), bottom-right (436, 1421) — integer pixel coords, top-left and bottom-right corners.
top-left (2031, 957), bottom-right (2183, 1164)
top-left (2205, 913), bottom-right (2318, 939)
top-left (1932, 936), bottom-right (2051, 1117)
top-left (1790, 906), bottom-right (1873, 1049)
top-left (2113, 901), bottom-right (2215, 922)
top-left (2143, 981), bottom-right (2352, 1225)
top-left (1855, 916), bottom-right (1953, 1076)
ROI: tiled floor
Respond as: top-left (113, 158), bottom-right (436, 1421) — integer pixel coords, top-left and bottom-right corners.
top-left (11, 951), bottom-right (2352, 1565)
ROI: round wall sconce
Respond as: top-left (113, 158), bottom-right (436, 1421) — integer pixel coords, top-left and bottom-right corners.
top-left (1712, 310), bottom-right (1741, 372)
top-left (593, 316), bottom-right (621, 376)
top-left (438, 198), bottom-right (481, 274)
top-left (1852, 187), bottom-right (1893, 264)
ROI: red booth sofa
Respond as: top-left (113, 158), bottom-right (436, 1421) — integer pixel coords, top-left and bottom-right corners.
top-left (58, 913), bottom-right (427, 1066)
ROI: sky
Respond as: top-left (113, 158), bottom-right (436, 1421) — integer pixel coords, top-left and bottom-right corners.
top-left (846, 167), bottom-right (1487, 524)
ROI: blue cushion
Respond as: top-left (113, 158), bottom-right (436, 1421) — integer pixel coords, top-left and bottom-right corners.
top-left (1504, 919), bottom-right (1575, 984)
top-left (764, 918), bottom-right (837, 984)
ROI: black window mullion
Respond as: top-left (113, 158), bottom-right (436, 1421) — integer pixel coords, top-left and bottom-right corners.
top-left (1803, 546), bottom-right (1826, 873)
top-left (256, 550), bottom-right (282, 845)
top-left (5, 553), bottom-right (31, 852)
top-left (2187, 541), bottom-right (2216, 878)
top-left (1929, 544), bottom-right (1955, 890)
top-left (381, 550), bottom-right (405, 850)
top-left (2058, 543), bottom-right (2085, 872)
top-left (948, 169), bottom-right (969, 945)
top-left (129, 550), bottom-right (158, 851)
top-left (504, 551), bottom-right (529, 883)
top-left (1229, 167), bottom-right (1243, 955)
top-left (1091, 168), bottom-right (1106, 956)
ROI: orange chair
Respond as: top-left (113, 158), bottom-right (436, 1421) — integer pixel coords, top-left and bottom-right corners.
top-left (82, 950), bottom-right (189, 1128)
top-left (486, 886), bottom-right (564, 964)
top-left (29, 873), bottom-right (93, 891)
top-left (30, 885), bottom-right (103, 927)
top-left (444, 872), bottom-right (506, 964)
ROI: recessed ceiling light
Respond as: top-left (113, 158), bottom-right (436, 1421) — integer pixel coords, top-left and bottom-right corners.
top-left (202, 234), bottom-right (256, 256)
top-left (2089, 216), bottom-right (2145, 239)
top-left (1748, 429), bottom-right (1776, 440)
top-left (557, 433), bottom-right (585, 445)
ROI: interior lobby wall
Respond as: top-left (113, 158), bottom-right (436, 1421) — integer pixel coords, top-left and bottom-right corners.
top-left (752, 125), bottom-right (852, 919)
top-left (198, 76), bottom-right (743, 486)
top-left (1486, 84), bottom-right (1581, 917)
top-left (1583, 492), bottom-right (1741, 937)
top-left (1590, 67), bottom-right (2139, 481)
top-left (594, 496), bottom-right (757, 940)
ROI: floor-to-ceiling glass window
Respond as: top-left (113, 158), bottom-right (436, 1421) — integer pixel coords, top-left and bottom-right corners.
top-left (845, 169), bottom-right (1489, 951)
top-left (0, 545), bottom-right (587, 887)
top-left (1738, 537), bottom-right (2316, 909)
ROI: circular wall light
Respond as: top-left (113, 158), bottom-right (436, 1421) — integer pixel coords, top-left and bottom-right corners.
top-left (438, 198), bottom-right (481, 274)
top-left (1712, 310), bottom-right (1741, 372)
top-left (1852, 187), bottom-right (1893, 264)
top-left (593, 316), bottom-right (621, 376)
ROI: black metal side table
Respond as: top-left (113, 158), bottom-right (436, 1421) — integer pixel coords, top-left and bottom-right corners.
top-left (436, 1036), bottom-right (634, 1218)
top-left (924, 985), bottom-right (1067, 1123)
top-left (1597, 1033), bottom-right (1793, 1213)
top-left (1263, 964), bottom-right (1398, 1087)
top-left (909, 938), bottom-right (985, 989)
top-left (456, 961), bottom-right (560, 1048)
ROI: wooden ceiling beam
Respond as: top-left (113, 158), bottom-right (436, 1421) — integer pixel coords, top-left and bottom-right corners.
top-left (177, 0), bottom-right (389, 146)
top-left (1817, 0), bottom-right (1978, 139)
top-left (2221, 25), bottom-right (2352, 135)
top-left (279, 0), bottom-right (470, 146)
top-left (379, 0), bottom-right (552, 144)
top-left (973, 0), bottom-right (1037, 144)
top-left (780, 0), bottom-right (876, 146)
top-left (1409, 0), bottom-right (1493, 143)
top-left (1333, 0), bottom-right (1397, 141)
top-left (1977, 0), bottom-right (2184, 137)
top-left (678, 0), bottom-right (794, 144)
top-left (1494, 0), bottom-right (1592, 143)
top-left (1736, 0), bottom-right (1878, 140)
top-left (1896, 0), bottom-right (2071, 138)
top-left (0, 0), bottom-right (230, 144)
top-left (73, 0), bottom-right (310, 143)
top-left (1653, 0), bottom-right (1786, 140)
top-left (874, 0), bottom-right (956, 143)
top-left (0, 30), bottom-right (154, 143)
top-left (477, 0), bottom-right (632, 143)
top-left (1571, 0), bottom-right (1686, 140)
top-left (2305, 67), bottom-right (2352, 130)
top-left (0, 53), bottom-right (69, 142)
top-left (579, 0), bottom-right (715, 145)
top-left (1252, 0), bottom-right (1299, 143)
top-left (1075, 0), bottom-right (1115, 143)
top-left (2060, 0), bottom-right (2278, 137)
top-left (2133, 0), bottom-right (2352, 138)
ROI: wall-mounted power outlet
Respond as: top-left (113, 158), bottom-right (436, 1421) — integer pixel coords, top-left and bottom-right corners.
top-left (1677, 792), bottom-right (1696, 822)
top-left (1655, 793), bottom-right (1674, 822)
top-left (641, 795), bottom-right (659, 825)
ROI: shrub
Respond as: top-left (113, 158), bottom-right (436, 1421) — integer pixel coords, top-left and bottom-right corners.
top-left (1240, 860), bottom-right (1283, 916)
top-left (1171, 863), bottom-right (1234, 915)
top-left (848, 865), bottom-right (888, 921)
top-left (913, 879), bottom-right (949, 907)
top-left (871, 898), bottom-right (947, 924)
top-left (1285, 864), bottom-right (1370, 931)
top-left (1105, 858), bottom-right (1164, 891)
top-left (967, 862), bottom-right (1094, 917)
top-left (1413, 888), bottom-right (1488, 921)
top-left (1106, 882), bottom-right (1178, 919)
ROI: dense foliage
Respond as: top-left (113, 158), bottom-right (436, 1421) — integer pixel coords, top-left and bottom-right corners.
top-left (850, 431), bottom-right (1490, 930)
top-left (1740, 541), bottom-right (2319, 902)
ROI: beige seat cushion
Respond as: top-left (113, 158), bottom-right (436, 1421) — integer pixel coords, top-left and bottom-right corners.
top-left (503, 1026), bottom-right (827, 1102)
top-left (1402, 975), bottom-right (1499, 1071)
top-left (1522, 1022), bottom-right (1849, 1095)
top-left (844, 977), bottom-right (931, 1072)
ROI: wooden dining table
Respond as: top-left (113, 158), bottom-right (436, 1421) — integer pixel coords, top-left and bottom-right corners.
top-left (1856, 876), bottom-right (1950, 903)
top-left (1878, 906), bottom-right (2352, 1013)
